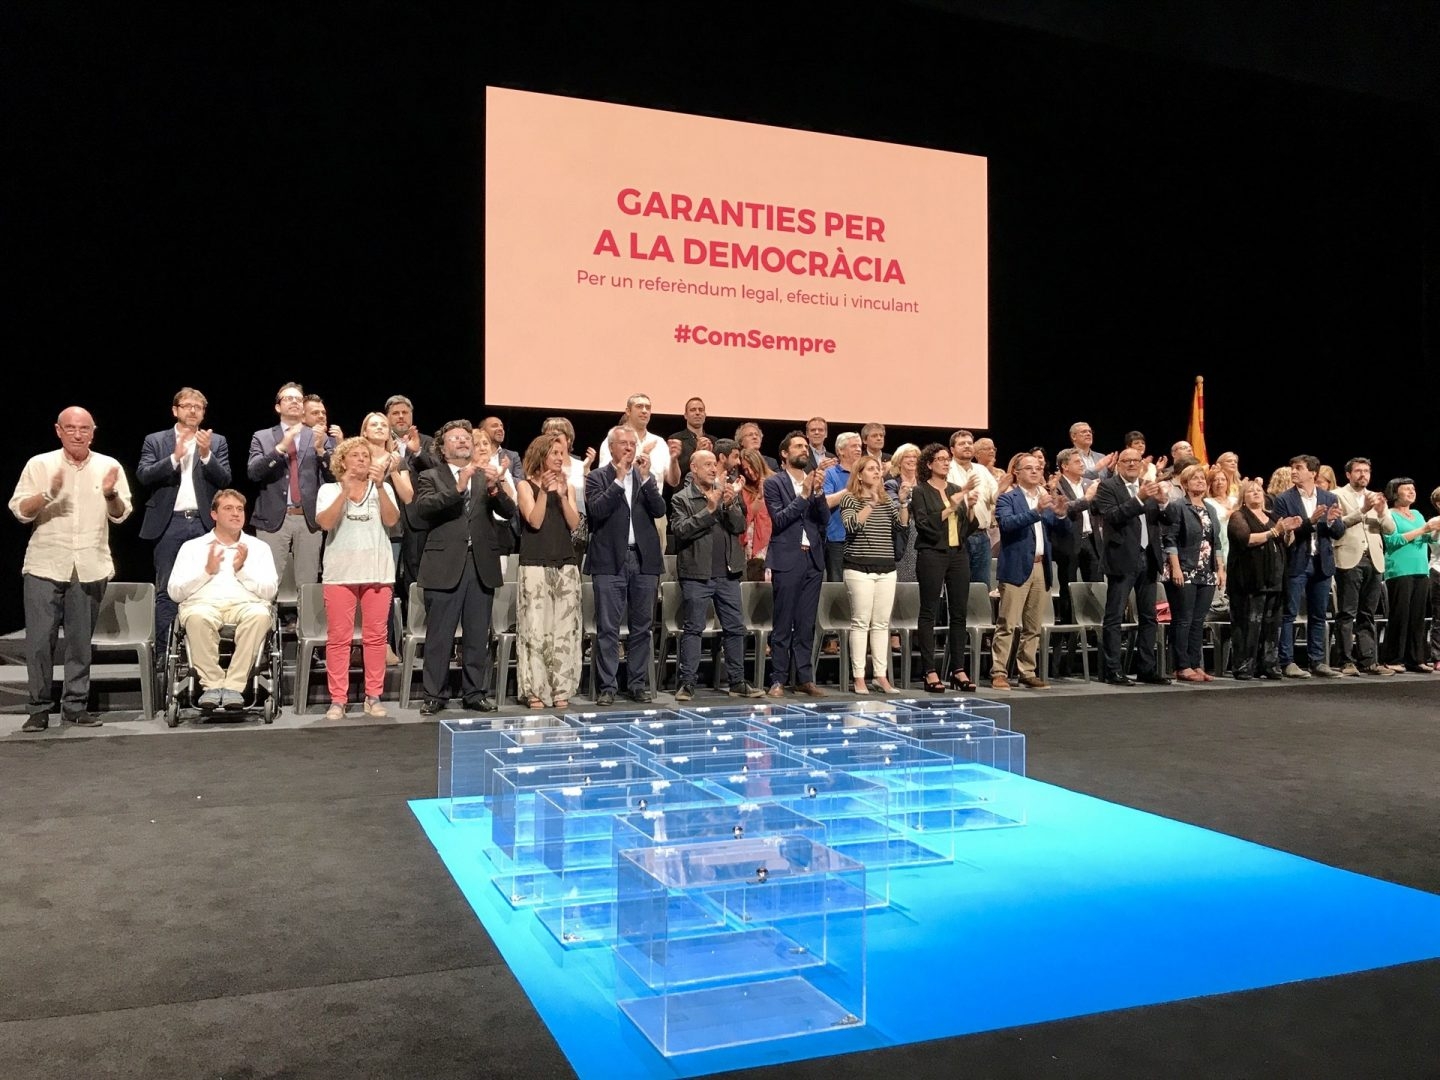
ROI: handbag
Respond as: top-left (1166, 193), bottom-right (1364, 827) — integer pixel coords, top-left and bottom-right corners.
top-left (571, 513), bottom-right (590, 559)
top-left (1155, 599), bottom-right (1172, 624)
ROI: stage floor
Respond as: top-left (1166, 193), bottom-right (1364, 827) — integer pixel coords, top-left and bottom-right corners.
top-left (3, 680), bottom-right (1438, 1079)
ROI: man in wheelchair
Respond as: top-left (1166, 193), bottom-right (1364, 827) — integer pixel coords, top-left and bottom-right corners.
top-left (168, 488), bottom-right (278, 710)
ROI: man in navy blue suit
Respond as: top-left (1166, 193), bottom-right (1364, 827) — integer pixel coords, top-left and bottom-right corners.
top-left (991, 454), bottom-right (1071, 690)
top-left (246, 382), bottom-right (333, 591)
top-left (584, 425), bottom-right (666, 705)
top-left (1271, 454), bottom-right (1347, 678)
top-left (136, 387), bottom-right (232, 651)
top-left (762, 431), bottom-right (830, 697)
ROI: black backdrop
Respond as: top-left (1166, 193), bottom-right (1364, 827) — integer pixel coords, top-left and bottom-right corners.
top-left (7, 2), bottom-right (1439, 628)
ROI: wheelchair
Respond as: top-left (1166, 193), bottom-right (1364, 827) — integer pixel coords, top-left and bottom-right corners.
top-left (162, 606), bottom-right (284, 727)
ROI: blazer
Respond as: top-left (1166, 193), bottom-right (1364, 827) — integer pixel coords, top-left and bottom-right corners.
top-left (412, 464), bottom-right (516, 590)
top-left (995, 487), bottom-right (1071, 589)
top-left (1270, 486), bottom-right (1346, 578)
top-left (1052, 475), bottom-right (1099, 564)
top-left (246, 423), bottom-right (335, 532)
top-left (1093, 474), bottom-right (1180, 578)
top-left (583, 463), bottom-right (665, 576)
top-left (1161, 499), bottom-right (1223, 575)
top-left (762, 471), bottom-right (829, 574)
top-left (910, 481), bottom-right (975, 553)
top-left (1331, 484), bottom-right (1394, 572)
top-left (136, 428), bottom-right (233, 540)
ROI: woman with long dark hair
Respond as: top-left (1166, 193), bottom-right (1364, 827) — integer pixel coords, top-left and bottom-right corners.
top-left (910, 442), bottom-right (978, 691)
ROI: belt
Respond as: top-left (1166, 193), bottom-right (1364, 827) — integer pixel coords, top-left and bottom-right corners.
top-left (628, 544), bottom-right (640, 551)
top-left (1034, 555), bottom-right (1045, 564)
top-left (286, 506), bottom-right (306, 516)
top-left (173, 509), bottom-right (201, 519)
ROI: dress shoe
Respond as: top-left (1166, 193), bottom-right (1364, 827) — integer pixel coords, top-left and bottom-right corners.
top-left (418, 698), bottom-right (445, 716)
top-left (595, 689), bottom-right (616, 706)
top-left (766, 684), bottom-right (786, 698)
top-left (990, 673), bottom-right (1011, 691)
top-left (464, 696), bottom-right (499, 712)
top-left (21, 714), bottom-right (49, 732)
top-left (1136, 671), bottom-right (1172, 686)
top-left (1017, 675), bottom-right (1050, 689)
top-left (1357, 664), bottom-right (1393, 676)
top-left (630, 689), bottom-right (656, 704)
top-left (728, 681), bottom-right (764, 699)
top-left (1309, 664), bottom-right (1342, 678)
top-left (1102, 673), bottom-right (1136, 687)
top-left (1259, 667), bottom-right (1286, 681)
top-left (794, 682), bottom-right (827, 697)
top-left (62, 711), bottom-right (103, 726)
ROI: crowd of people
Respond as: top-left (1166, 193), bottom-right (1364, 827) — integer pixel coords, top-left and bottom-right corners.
top-left (10, 389), bottom-right (1440, 731)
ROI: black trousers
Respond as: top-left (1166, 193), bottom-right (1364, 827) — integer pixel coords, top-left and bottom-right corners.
top-left (1229, 588), bottom-right (1282, 675)
top-left (1103, 568), bottom-right (1159, 677)
top-left (422, 556), bottom-right (495, 702)
top-left (916, 545), bottom-right (970, 676)
top-left (1380, 573), bottom-right (1430, 668)
top-left (1333, 554), bottom-right (1383, 667)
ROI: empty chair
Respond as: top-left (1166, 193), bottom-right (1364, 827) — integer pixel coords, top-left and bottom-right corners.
top-left (889, 581), bottom-right (921, 688)
top-left (1038, 590), bottom-right (1088, 682)
top-left (91, 582), bottom-right (158, 718)
top-left (811, 582), bottom-right (853, 687)
top-left (963, 582), bottom-right (996, 680)
top-left (739, 580), bottom-right (774, 690)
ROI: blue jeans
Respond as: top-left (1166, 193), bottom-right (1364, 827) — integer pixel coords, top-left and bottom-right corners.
top-left (966, 531), bottom-right (991, 586)
top-left (1278, 562), bottom-right (1333, 667)
top-left (678, 576), bottom-right (745, 687)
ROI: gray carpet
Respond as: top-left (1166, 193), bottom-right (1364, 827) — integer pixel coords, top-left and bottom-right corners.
top-left (2, 680), bottom-right (1438, 1079)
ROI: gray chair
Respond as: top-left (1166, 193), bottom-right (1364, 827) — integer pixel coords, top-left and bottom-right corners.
top-left (1066, 581), bottom-right (1109, 680)
top-left (295, 583), bottom-right (362, 712)
top-left (91, 582), bottom-right (157, 718)
top-left (889, 581), bottom-right (921, 688)
top-left (491, 583), bottom-right (519, 701)
top-left (739, 581), bottom-right (774, 690)
top-left (964, 582), bottom-right (996, 679)
top-left (811, 582), bottom-right (852, 686)
top-left (502, 554), bottom-right (519, 583)
top-left (661, 554), bottom-right (678, 582)
top-left (1038, 590), bottom-right (1088, 681)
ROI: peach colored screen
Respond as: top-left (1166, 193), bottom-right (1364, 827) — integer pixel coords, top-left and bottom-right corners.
top-left (485, 87), bottom-right (988, 427)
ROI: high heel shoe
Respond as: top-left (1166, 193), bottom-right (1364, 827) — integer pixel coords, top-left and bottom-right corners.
top-left (948, 671), bottom-right (977, 692)
top-left (922, 673), bottom-right (946, 693)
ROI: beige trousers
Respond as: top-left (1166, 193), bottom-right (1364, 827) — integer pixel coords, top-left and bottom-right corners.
top-left (991, 560), bottom-right (1046, 678)
top-left (180, 599), bottom-right (271, 692)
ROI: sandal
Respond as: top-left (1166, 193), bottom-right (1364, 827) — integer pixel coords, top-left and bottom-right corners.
top-left (525, 697), bottom-right (545, 710)
top-left (363, 697), bottom-right (388, 718)
top-left (553, 699), bottom-right (569, 710)
top-left (325, 703), bottom-right (346, 721)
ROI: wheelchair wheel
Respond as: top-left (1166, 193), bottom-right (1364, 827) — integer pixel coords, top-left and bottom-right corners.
top-left (165, 694), bottom-right (181, 728)
top-left (262, 692), bottom-right (277, 724)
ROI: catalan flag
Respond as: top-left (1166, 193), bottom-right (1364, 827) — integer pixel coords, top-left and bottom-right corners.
top-left (1187, 376), bottom-right (1209, 466)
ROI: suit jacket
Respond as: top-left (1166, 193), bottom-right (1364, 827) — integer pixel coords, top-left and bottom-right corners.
top-left (1271, 486), bottom-right (1346, 578)
top-left (762, 471), bottom-right (829, 574)
top-left (995, 487), bottom-right (1071, 589)
top-left (1331, 484), bottom-right (1394, 572)
top-left (412, 464), bottom-right (516, 590)
top-left (246, 424), bottom-right (335, 532)
top-left (1052, 475), bottom-right (1100, 564)
top-left (395, 433), bottom-right (438, 533)
top-left (583, 463), bottom-right (665, 576)
top-left (1161, 499), bottom-right (1223, 575)
top-left (1093, 474), bottom-right (1179, 578)
top-left (136, 428), bottom-right (233, 540)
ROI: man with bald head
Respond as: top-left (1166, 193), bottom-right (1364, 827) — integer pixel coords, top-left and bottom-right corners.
top-left (10, 407), bottom-right (133, 730)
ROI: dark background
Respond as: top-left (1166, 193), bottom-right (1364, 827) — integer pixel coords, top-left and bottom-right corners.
top-left (6, 1), bottom-right (1439, 628)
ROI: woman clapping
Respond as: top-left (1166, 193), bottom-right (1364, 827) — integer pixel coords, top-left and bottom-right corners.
top-left (840, 456), bottom-right (907, 693)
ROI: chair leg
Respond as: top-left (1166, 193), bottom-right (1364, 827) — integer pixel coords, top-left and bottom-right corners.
top-left (753, 631), bottom-right (768, 690)
top-left (139, 644), bottom-right (155, 718)
top-left (496, 634), bottom-right (514, 703)
top-left (399, 639), bottom-right (417, 709)
top-left (1038, 630), bottom-right (1051, 682)
top-left (898, 629), bottom-right (911, 689)
top-left (297, 642), bottom-right (314, 713)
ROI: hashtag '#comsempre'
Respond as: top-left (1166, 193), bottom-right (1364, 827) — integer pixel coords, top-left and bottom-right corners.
top-left (673, 324), bottom-right (691, 343)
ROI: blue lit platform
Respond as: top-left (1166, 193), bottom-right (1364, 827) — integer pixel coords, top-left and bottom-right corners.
top-left (411, 778), bottom-right (1440, 1078)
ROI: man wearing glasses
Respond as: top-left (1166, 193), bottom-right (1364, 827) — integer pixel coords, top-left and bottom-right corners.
top-left (9, 407), bottom-right (132, 731)
top-left (136, 388), bottom-right (232, 653)
top-left (1093, 447), bottom-right (1177, 686)
top-left (247, 382), bottom-right (333, 589)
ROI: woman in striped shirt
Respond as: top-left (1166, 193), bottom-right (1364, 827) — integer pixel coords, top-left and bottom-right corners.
top-left (840, 456), bottom-right (908, 693)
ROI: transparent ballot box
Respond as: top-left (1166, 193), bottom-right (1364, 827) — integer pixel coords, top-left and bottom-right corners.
top-left (490, 757), bottom-right (662, 904)
top-left (501, 719), bottom-right (641, 748)
top-left (628, 729), bottom-right (780, 764)
top-left (528, 778), bottom-right (725, 946)
top-left (887, 695), bottom-right (1012, 730)
top-left (643, 746), bottom-right (810, 783)
top-left (705, 769), bottom-right (893, 902)
top-left (770, 698), bottom-right (909, 727)
top-left (614, 836), bottom-right (867, 1056)
top-left (675, 702), bottom-right (803, 724)
top-left (625, 715), bottom-right (767, 741)
top-left (437, 714), bottom-right (570, 821)
top-left (890, 710), bottom-right (1027, 829)
top-left (563, 707), bottom-right (683, 727)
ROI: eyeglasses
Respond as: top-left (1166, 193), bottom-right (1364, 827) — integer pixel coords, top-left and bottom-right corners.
top-left (278, 395), bottom-right (304, 404)
top-left (1118, 457), bottom-right (1142, 465)
top-left (59, 426), bottom-right (94, 435)
top-left (176, 402), bottom-right (205, 410)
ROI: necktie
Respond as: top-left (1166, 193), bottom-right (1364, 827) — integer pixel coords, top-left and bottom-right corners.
top-left (287, 442), bottom-right (301, 505)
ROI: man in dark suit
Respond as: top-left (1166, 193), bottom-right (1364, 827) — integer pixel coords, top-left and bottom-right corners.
top-left (1271, 454), bottom-right (1347, 678)
top-left (584, 425), bottom-right (666, 705)
top-left (1049, 448), bottom-right (1102, 677)
top-left (136, 387), bottom-right (232, 651)
top-left (246, 382), bottom-right (333, 590)
top-left (763, 431), bottom-right (830, 697)
top-left (1093, 447), bottom-right (1179, 685)
top-left (385, 394), bottom-right (438, 599)
top-left (412, 420), bottom-right (516, 715)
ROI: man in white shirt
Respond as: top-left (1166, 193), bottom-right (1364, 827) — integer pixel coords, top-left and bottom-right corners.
top-left (10, 406), bottom-right (132, 731)
top-left (136, 388), bottom-right (233, 655)
top-left (597, 393), bottom-right (678, 547)
top-left (948, 430), bottom-right (998, 586)
top-left (169, 489), bottom-right (278, 710)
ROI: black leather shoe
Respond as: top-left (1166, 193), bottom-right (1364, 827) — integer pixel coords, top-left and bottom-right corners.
top-left (22, 714), bottom-right (49, 732)
top-left (595, 689), bottom-right (616, 706)
top-left (418, 698), bottom-right (444, 716)
top-left (464, 696), bottom-right (498, 712)
top-left (62, 711), bottom-right (104, 727)
top-left (1102, 673), bottom-right (1137, 687)
top-left (1136, 671), bottom-right (1172, 686)
top-left (630, 688), bottom-right (656, 704)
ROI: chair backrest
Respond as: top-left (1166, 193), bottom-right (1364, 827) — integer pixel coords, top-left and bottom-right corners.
top-left (406, 582), bottom-right (427, 634)
top-left (92, 582), bottom-right (156, 646)
top-left (1068, 581), bottom-right (1106, 627)
top-left (661, 579), bottom-right (705, 632)
top-left (492, 582), bottom-right (518, 635)
top-left (581, 581), bottom-right (596, 634)
top-left (296, 582), bottom-right (341, 645)
top-left (1039, 589), bottom-right (1057, 628)
top-left (815, 581), bottom-right (852, 632)
top-left (889, 581), bottom-right (921, 630)
top-left (662, 554), bottom-right (678, 582)
top-left (275, 552), bottom-right (298, 607)
top-left (503, 553), bottom-right (519, 583)
top-left (740, 581), bottom-right (774, 631)
top-left (966, 582), bottom-right (995, 627)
